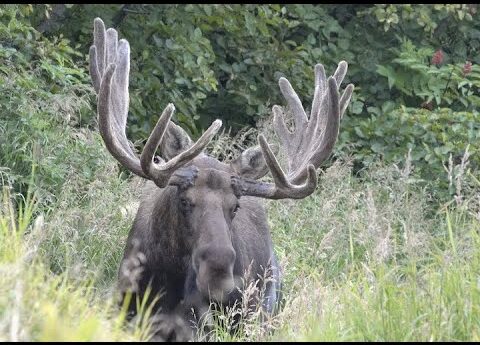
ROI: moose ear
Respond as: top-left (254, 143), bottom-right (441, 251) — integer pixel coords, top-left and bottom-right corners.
top-left (159, 122), bottom-right (193, 160)
top-left (230, 143), bottom-right (279, 180)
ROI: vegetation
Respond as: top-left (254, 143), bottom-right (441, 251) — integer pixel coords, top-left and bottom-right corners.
top-left (2, 144), bottom-right (479, 341)
top-left (1, 3), bottom-right (479, 341)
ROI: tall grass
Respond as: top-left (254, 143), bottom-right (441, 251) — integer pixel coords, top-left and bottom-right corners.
top-left (0, 173), bottom-right (151, 341)
top-left (0, 126), bottom-right (479, 341)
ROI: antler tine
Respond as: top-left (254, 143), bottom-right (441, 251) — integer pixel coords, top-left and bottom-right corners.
top-left (236, 61), bottom-right (354, 200)
top-left (310, 63), bottom-right (327, 130)
top-left (340, 83), bottom-right (354, 119)
top-left (91, 17), bottom-right (222, 188)
top-left (258, 135), bottom-right (317, 199)
top-left (89, 46), bottom-right (101, 93)
top-left (305, 77), bottom-right (340, 175)
top-left (231, 134), bottom-right (317, 200)
top-left (140, 103), bottom-right (175, 177)
top-left (93, 18), bottom-right (106, 86)
top-left (105, 28), bottom-right (118, 67)
top-left (333, 60), bottom-right (348, 86)
top-left (140, 103), bottom-right (222, 188)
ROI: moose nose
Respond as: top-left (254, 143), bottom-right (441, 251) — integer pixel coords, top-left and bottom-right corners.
top-left (194, 245), bottom-right (236, 272)
top-left (194, 245), bottom-right (236, 301)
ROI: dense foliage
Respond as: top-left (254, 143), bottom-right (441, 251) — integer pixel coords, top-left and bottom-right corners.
top-left (1, 4), bottom-right (480, 342)
top-left (0, 5), bottom-right (104, 206)
top-left (1, 4), bottom-right (479, 202)
top-left (338, 106), bottom-right (480, 200)
top-left (32, 4), bottom-right (480, 132)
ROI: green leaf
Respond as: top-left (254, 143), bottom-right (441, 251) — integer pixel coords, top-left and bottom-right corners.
top-left (244, 12), bottom-right (256, 36)
top-left (193, 27), bottom-right (202, 39)
top-left (351, 101), bottom-right (364, 115)
top-left (377, 65), bottom-right (396, 89)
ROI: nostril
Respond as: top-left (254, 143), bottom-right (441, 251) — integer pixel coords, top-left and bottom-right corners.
top-left (211, 266), bottom-right (228, 277)
top-left (215, 247), bottom-right (236, 267)
top-left (193, 247), bottom-right (208, 268)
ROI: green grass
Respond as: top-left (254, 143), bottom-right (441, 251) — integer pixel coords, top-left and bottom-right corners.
top-left (271, 238), bottom-right (480, 341)
top-left (1, 141), bottom-right (479, 341)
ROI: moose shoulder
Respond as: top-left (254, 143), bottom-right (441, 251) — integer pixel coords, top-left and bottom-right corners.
top-left (89, 18), bottom-right (354, 341)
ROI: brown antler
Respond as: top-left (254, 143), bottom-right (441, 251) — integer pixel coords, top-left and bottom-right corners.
top-left (233, 62), bottom-right (354, 200)
top-left (89, 18), bottom-right (221, 188)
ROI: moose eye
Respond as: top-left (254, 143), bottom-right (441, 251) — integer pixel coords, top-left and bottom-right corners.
top-left (180, 198), bottom-right (192, 210)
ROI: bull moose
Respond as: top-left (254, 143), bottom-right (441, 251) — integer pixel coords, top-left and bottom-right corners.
top-left (89, 18), bottom-right (354, 341)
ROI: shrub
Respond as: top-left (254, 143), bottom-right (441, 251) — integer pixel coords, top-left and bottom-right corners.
top-left (0, 5), bottom-right (103, 207)
top-left (338, 106), bottom-right (480, 200)
top-left (376, 38), bottom-right (480, 111)
top-left (34, 4), bottom-right (480, 140)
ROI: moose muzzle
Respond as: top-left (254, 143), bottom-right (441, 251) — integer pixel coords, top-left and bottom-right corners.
top-left (193, 244), bottom-right (236, 302)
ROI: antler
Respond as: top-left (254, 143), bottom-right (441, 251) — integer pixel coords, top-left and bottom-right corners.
top-left (89, 18), bottom-right (221, 188)
top-left (233, 62), bottom-right (354, 199)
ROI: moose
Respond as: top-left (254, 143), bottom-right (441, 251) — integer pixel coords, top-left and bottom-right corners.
top-left (89, 18), bottom-right (354, 341)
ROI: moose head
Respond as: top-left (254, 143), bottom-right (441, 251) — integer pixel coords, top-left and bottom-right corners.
top-left (89, 17), bottom-right (354, 340)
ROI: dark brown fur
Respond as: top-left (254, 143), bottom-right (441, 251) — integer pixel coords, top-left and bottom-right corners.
top-left (118, 154), bottom-right (282, 340)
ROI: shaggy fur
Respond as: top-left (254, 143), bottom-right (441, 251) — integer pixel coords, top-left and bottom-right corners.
top-left (118, 154), bottom-right (282, 340)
